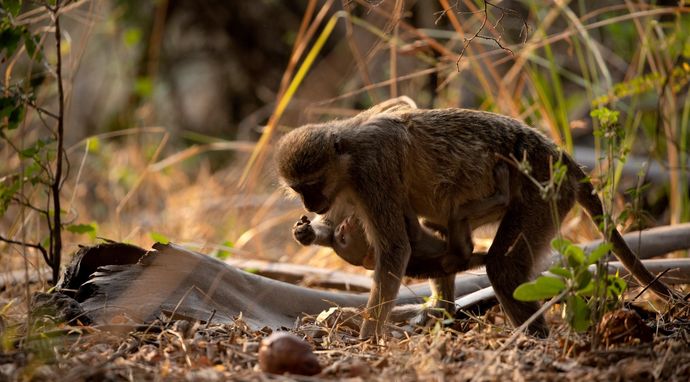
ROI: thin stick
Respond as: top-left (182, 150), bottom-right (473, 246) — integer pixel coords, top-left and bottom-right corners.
top-left (49, 0), bottom-right (65, 285)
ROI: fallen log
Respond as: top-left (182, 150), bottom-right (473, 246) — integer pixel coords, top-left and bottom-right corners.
top-left (53, 224), bottom-right (690, 330)
top-left (224, 224), bottom-right (690, 294)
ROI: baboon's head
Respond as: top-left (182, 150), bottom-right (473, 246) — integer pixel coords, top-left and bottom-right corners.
top-left (276, 125), bottom-right (349, 214)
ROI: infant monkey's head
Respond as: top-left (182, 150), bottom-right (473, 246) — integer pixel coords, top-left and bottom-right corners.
top-left (333, 215), bottom-right (375, 270)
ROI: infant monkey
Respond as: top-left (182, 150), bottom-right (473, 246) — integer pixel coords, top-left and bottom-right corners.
top-left (292, 163), bottom-right (511, 279)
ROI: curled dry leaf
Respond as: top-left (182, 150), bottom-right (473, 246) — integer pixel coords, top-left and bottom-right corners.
top-left (322, 358), bottom-right (371, 378)
top-left (258, 332), bottom-right (322, 376)
top-left (316, 307), bottom-right (362, 331)
top-left (598, 309), bottom-right (653, 346)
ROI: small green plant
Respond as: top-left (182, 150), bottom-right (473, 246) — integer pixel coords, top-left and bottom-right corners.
top-left (214, 240), bottom-right (235, 260)
top-left (514, 239), bottom-right (626, 332)
top-left (149, 231), bottom-right (170, 244)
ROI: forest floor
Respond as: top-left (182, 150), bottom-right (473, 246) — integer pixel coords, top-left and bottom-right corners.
top-left (1, 272), bottom-right (689, 381)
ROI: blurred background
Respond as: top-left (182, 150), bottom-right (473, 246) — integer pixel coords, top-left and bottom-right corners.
top-left (1, 0), bottom-right (689, 279)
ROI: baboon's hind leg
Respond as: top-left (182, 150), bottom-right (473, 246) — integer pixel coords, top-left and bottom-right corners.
top-left (485, 202), bottom-right (557, 337)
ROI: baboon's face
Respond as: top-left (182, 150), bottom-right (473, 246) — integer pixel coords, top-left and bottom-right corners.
top-left (285, 154), bottom-right (349, 214)
top-left (290, 176), bottom-right (330, 214)
top-left (276, 126), bottom-right (345, 214)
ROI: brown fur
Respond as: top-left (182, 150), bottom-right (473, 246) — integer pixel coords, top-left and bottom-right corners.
top-left (275, 99), bottom-right (679, 338)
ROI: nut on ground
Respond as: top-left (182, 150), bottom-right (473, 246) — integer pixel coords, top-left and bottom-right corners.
top-left (258, 332), bottom-right (322, 376)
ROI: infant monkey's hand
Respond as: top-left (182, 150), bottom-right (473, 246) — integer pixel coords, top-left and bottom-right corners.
top-left (292, 215), bottom-right (316, 245)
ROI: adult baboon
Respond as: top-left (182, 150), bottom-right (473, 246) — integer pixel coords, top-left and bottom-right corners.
top-left (291, 163), bottom-right (510, 316)
top-left (275, 99), bottom-right (679, 338)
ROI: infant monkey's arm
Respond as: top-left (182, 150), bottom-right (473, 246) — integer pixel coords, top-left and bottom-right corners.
top-left (293, 215), bottom-right (335, 246)
top-left (292, 214), bottom-right (374, 268)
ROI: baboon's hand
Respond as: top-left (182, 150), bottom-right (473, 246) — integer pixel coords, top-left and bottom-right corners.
top-left (293, 215), bottom-right (316, 245)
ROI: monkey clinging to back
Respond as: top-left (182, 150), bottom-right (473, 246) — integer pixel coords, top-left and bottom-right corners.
top-left (275, 97), bottom-right (680, 339)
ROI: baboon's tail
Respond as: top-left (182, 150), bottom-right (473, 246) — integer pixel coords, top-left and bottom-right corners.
top-left (563, 154), bottom-right (679, 300)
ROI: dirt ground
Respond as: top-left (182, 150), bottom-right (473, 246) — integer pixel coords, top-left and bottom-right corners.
top-left (1, 282), bottom-right (688, 381)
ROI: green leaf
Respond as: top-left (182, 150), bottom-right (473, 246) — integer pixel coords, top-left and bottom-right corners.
top-left (134, 77), bottom-right (153, 98)
top-left (565, 245), bottom-right (586, 267)
top-left (577, 279), bottom-right (595, 297)
top-left (575, 270), bottom-right (592, 291)
top-left (19, 145), bottom-right (38, 158)
top-left (551, 238), bottom-right (571, 254)
top-left (590, 107), bottom-right (619, 126)
top-left (86, 137), bottom-right (100, 153)
top-left (18, 138), bottom-right (47, 158)
top-left (41, 236), bottom-right (50, 249)
top-left (149, 231), bottom-right (170, 244)
top-left (8, 106), bottom-right (23, 130)
top-left (513, 283), bottom-right (546, 301)
top-left (24, 34), bottom-right (37, 57)
top-left (215, 240), bottom-right (234, 260)
top-left (123, 27), bottom-right (142, 47)
top-left (607, 275), bottom-right (627, 298)
top-left (536, 275), bottom-right (566, 292)
top-left (513, 276), bottom-right (566, 301)
top-left (0, 94), bottom-right (24, 130)
top-left (564, 295), bottom-right (591, 332)
top-left (548, 266), bottom-right (570, 278)
top-left (0, 27), bottom-right (22, 57)
top-left (24, 161), bottom-right (41, 184)
top-left (0, 178), bottom-right (20, 216)
top-left (66, 223), bottom-right (96, 234)
top-left (66, 223), bottom-right (98, 240)
top-left (3, 1), bottom-right (23, 16)
top-left (588, 242), bottom-right (612, 265)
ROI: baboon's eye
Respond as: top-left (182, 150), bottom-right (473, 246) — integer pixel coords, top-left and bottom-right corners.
top-left (299, 179), bottom-right (324, 194)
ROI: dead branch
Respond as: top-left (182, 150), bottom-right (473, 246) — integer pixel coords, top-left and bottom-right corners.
top-left (42, 223), bottom-right (689, 331)
top-left (438, 0), bottom-right (527, 70)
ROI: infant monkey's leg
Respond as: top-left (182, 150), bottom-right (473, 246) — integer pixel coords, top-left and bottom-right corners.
top-left (442, 162), bottom-right (510, 272)
top-left (417, 163), bottom-right (510, 320)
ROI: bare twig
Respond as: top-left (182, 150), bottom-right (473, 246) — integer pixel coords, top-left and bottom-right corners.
top-left (48, 0), bottom-right (65, 285)
top-left (0, 235), bottom-right (50, 267)
top-left (454, 0), bottom-right (524, 69)
top-left (11, 196), bottom-right (51, 219)
top-left (631, 268), bottom-right (673, 301)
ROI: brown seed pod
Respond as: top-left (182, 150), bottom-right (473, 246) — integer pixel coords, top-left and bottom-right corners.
top-left (598, 309), bottom-right (654, 346)
top-left (258, 332), bottom-right (322, 376)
